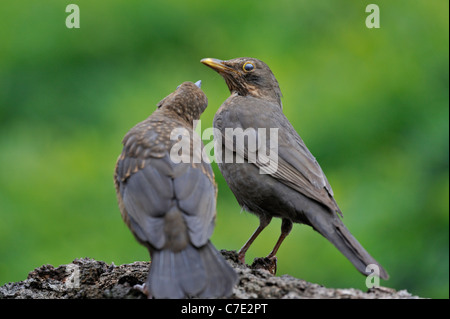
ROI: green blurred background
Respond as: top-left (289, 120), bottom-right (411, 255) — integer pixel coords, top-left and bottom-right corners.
top-left (0, 0), bottom-right (448, 298)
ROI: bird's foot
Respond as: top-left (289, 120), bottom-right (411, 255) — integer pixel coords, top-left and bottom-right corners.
top-left (132, 283), bottom-right (152, 299)
top-left (251, 256), bottom-right (277, 275)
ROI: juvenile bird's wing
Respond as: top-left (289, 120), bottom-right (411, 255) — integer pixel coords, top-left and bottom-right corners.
top-left (215, 97), bottom-right (340, 215)
top-left (114, 118), bottom-right (217, 250)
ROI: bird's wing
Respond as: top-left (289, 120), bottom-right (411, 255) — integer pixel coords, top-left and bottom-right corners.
top-left (172, 159), bottom-right (217, 247)
top-left (217, 97), bottom-right (340, 214)
top-left (114, 120), bottom-right (217, 250)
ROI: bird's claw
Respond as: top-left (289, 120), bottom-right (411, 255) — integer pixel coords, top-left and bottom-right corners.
top-left (251, 255), bottom-right (278, 275)
top-left (132, 283), bottom-right (152, 298)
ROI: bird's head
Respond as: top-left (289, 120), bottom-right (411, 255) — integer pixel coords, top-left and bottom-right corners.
top-left (157, 80), bottom-right (208, 125)
top-left (201, 57), bottom-right (282, 107)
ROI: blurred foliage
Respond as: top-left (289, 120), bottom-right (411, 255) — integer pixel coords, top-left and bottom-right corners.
top-left (0, 0), bottom-right (448, 298)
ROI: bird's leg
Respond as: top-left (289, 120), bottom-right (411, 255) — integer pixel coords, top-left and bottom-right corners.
top-left (238, 215), bottom-right (272, 264)
top-left (266, 218), bottom-right (293, 259)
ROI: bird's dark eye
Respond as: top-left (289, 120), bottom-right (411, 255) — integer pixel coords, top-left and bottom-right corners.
top-left (243, 62), bottom-right (255, 72)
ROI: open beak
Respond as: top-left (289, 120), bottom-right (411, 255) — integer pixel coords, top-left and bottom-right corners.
top-left (201, 58), bottom-right (236, 74)
top-left (194, 80), bottom-right (202, 88)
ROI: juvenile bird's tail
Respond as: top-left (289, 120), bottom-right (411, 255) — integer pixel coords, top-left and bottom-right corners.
top-left (146, 241), bottom-right (238, 299)
top-left (307, 210), bottom-right (389, 280)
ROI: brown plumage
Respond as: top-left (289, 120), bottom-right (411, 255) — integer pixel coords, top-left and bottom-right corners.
top-left (114, 81), bottom-right (237, 298)
top-left (201, 57), bottom-right (389, 280)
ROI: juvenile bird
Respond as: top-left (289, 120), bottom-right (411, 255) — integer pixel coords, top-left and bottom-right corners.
top-left (201, 57), bottom-right (389, 280)
top-left (114, 81), bottom-right (238, 299)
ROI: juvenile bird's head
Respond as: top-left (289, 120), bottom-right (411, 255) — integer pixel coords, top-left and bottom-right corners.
top-left (201, 57), bottom-right (282, 107)
top-left (157, 80), bottom-right (208, 125)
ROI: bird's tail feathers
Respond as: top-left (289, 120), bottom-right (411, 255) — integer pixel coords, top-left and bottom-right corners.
top-left (147, 241), bottom-right (238, 299)
top-left (308, 211), bottom-right (389, 280)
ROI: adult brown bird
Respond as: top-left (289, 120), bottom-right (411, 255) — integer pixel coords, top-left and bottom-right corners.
top-left (201, 57), bottom-right (389, 280)
top-left (114, 81), bottom-right (238, 298)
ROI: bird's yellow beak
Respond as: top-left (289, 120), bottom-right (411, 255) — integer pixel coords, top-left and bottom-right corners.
top-left (201, 58), bottom-right (237, 74)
